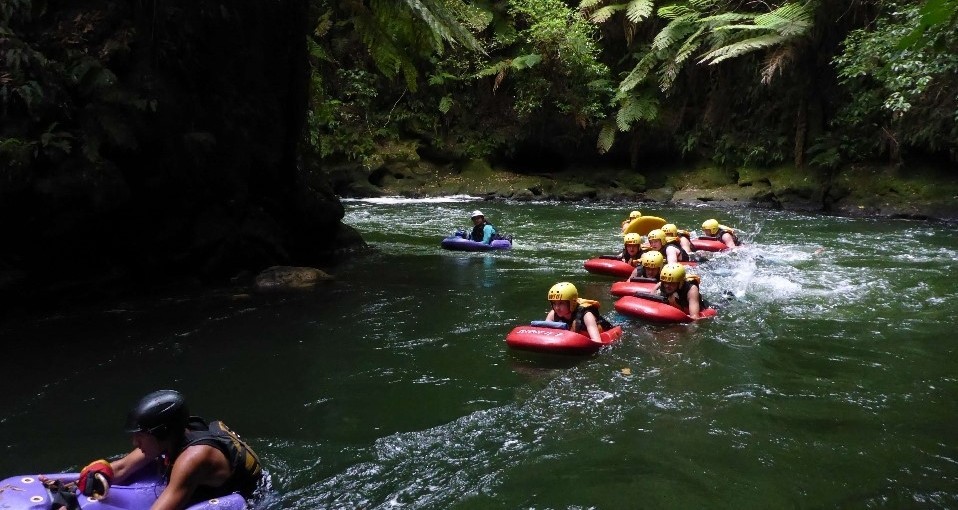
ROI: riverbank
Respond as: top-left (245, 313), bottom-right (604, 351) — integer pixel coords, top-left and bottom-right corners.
top-left (327, 144), bottom-right (958, 222)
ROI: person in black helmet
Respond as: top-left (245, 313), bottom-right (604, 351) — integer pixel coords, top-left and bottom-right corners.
top-left (67, 390), bottom-right (263, 509)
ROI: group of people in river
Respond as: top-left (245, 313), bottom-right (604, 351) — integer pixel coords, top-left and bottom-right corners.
top-left (549, 211), bottom-right (743, 343)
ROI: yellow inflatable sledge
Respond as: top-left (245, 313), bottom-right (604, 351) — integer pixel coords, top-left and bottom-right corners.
top-left (623, 216), bottom-right (666, 236)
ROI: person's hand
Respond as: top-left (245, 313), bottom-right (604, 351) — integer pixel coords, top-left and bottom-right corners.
top-left (77, 459), bottom-right (114, 497)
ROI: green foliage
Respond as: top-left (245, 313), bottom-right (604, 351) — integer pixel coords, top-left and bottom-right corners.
top-left (1, 0), bottom-right (147, 184)
top-left (832, 1), bottom-right (958, 161)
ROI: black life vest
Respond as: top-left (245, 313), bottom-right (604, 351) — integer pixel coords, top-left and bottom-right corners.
top-left (657, 278), bottom-right (707, 313)
top-left (556, 300), bottom-right (613, 334)
top-left (168, 417), bottom-right (263, 501)
top-left (470, 221), bottom-right (497, 242)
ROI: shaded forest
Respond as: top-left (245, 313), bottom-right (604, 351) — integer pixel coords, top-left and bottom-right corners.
top-left (2, 0), bottom-right (956, 304)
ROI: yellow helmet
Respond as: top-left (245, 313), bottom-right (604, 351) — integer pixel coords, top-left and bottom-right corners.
top-left (702, 219), bottom-right (719, 235)
top-left (629, 210), bottom-right (642, 219)
top-left (647, 229), bottom-right (666, 244)
top-left (640, 251), bottom-right (665, 269)
top-left (662, 223), bottom-right (678, 236)
top-left (547, 282), bottom-right (578, 303)
top-left (623, 233), bottom-right (642, 245)
top-left (659, 263), bottom-right (686, 283)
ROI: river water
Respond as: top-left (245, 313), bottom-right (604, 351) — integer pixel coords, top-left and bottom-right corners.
top-left (1, 197), bottom-right (957, 508)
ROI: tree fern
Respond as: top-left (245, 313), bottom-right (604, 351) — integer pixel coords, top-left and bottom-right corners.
top-left (590, 4), bottom-right (625, 23)
top-left (653, 13), bottom-right (699, 51)
top-left (699, 2), bottom-right (812, 65)
top-left (615, 51), bottom-right (657, 98)
top-left (404, 0), bottom-right (483, 52)
top-left (699, 33), bottom-right (787, 65)
top-left (597, 121), bottom-right (617, 154)
top-left (626, 0), bottom-right (655, 23)
top-left (615, 94), bottom-right (658, 131)
top-left (578, 0), bottom-right (607, 12)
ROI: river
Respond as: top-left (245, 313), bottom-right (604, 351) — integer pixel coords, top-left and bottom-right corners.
top-left (1, 197), bottom-right (957, 508)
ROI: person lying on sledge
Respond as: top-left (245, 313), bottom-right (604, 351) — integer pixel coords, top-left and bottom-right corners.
top-left (53, 389), bottom-right (264, 510)
top-left (545, 282), bottom-right (613, 343)
top-left (655, 263), bottom-right (708, 320)
top-left (647, 229), bottom-right (691, 264)
top-left (629, 251), bottom-right (665, 281)
top-left (701, 218), bottom-right (741, 249)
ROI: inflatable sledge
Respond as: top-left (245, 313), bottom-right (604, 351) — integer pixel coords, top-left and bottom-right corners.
top-left (614, 293), bottom-right (717, 323)
top-left (583, 257), bottom-right (634, 277)
top-left (505, 322), bottom-right (624, 355)
top-left (610, 278), bottom-right (658, 297)
top-left (690, 237), bottom-right (729, 252)
top-left (440, 236), bottom-right (512, 251)
top-left (623, 216), bottom-right (667, 236)
top-left (0, 471), bottom-right (247, 510)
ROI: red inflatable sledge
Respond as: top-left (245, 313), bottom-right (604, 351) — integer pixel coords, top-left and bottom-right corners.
top-left (614, 293), bottom-right (717, 323)
top-left (583, 257), bottom-right (634, 277)
top-left (505, 322), bottom-right (624, 355)
top-left (610, 278), bottom-right (657, 297)
top-left (690, 237), bottom-right (729, 252)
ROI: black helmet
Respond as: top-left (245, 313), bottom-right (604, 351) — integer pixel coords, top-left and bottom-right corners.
top-left (124, 390), bottom-right (189, 440)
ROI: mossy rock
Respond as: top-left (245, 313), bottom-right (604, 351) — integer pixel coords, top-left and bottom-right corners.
top-left (827, 165), bottom-right (958, 219)
top-left (667, 166), bottom-right (737, 189)
top-left (671, 181), bottom-right (775, 207)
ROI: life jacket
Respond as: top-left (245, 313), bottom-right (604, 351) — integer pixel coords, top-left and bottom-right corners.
top-left (557, 299), bottom-right (613, 333)
top-left (470, 221), bottom-right (497, 242)
top-left (168, 417), bottom-right (263, 501)
top-left (660, 241), bottom-right (690, 262)
top-left (658, 275), bottom-right (703, 313)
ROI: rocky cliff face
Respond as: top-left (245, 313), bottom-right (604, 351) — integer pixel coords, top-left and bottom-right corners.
top-left (0, 0), bottom-right (363, 304)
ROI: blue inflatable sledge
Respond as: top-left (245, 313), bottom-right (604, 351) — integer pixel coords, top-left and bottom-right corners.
top-left (0, 471), bottom-right (247, 510)
top-left (440, 235), bottom-right (512, 251)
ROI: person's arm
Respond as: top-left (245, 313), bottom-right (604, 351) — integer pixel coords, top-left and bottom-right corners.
top-left (665, 246), bottom-right (678, 264)
top-left (628, 265), bottom-right (641, 279)
top-left (151, 446), bottom-right (226, 510)
top-left (111, 448), bottom-right (154, 484)
top-left (545, 309), bottom-right (556, 321)
top-left (582, 312), bottom-right (603, 343)
top-left (721, 232), bottom-right (736, 249)
top-left (481, 225), bottom-right (494, 244)
top-left (687, 285), bottom-right (701, 319)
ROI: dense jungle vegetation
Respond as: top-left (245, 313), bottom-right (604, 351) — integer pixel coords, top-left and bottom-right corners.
top-left (1, 0), bottom-right (956, 303)
top-left (305, 0), bottom-right (957, 172)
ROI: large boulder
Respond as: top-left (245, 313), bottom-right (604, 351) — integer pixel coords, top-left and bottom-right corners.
top-left (254, 266), bottom-right (334, 292)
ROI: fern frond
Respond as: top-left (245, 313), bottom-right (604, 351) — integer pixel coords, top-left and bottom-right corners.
top-left (755, 2), bottom-right (811, 37)
top-left (626, 0), bottom-right (655, 23)
top-left (615, 95), bottom-right (658, 131)
top-left (698, 12), bottom-right (754, 27)
top-left (510, 54), bottom-right (542, 70)
top-left (578, 0), bottom-right (607, 13)
top-left (597, 122), bottom-right (617, 154)
top-left (403, 0), bottom-right (483, 52)
top-left (591, 4), bottom-right (625, 23)
top-left (672, 25), bottom-right (705, 66)
top-left (476, 60), bottom-right (510, 78)
top-left (438, 95), bottom-right (454, 113)
top-left (657, 4), bottom-right (694, 20)
top-left (688, 0), bottom-right (716, 10)
top-left (699, 33), bottom-right (786, 65)
top-left (652, 13), bottom-right (699, 51)
top-left (616, 52), bottom-right (657, 95)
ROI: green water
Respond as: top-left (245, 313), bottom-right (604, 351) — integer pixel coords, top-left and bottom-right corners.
top-left (2, 198), bottom-right (957, 509)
